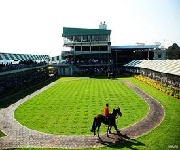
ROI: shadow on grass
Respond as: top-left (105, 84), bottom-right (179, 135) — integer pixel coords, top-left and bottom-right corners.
top-left (0, 77), bottom-right (59, 108)
top-left (98, 133), bottom-right (145, 150)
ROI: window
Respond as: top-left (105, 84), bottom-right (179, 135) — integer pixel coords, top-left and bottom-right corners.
top-left (158, 54), bottom-right (162, 58)
top-left (82, 46), bottom-right (90, 51)
top-left (99, 35), bottom-right (108, 41)
top-left (75, 46), bottom-right (81, 51)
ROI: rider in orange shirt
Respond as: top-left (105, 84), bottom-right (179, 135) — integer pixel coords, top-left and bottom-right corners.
top-left (104, 103), bottom-right (110, 124)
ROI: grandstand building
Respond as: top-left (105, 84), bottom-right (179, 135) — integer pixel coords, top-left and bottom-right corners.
top-left (59, 22), bottom-right (111, 76)
top-left (55, 23), bottom-right (162, 76)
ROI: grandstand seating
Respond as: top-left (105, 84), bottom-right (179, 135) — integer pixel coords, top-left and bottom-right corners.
top-left (0, 53), bottom-right (50, 73)
top-left (124, 60), bottom-right (180, 76)
top-left (0, 52), bottom-right (51, 99)
top-left (124, 60), bottom-right (180, 99)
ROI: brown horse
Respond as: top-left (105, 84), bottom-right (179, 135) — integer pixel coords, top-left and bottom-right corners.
top-left (91, 107), bottom-right (122, 138)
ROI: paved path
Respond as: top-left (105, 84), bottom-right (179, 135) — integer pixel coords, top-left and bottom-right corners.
top-left (0, 80), bottom-right (164, 149)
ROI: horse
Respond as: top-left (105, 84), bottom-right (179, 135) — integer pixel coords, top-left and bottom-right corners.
top-left (90, 107), bottom-right (122, 138)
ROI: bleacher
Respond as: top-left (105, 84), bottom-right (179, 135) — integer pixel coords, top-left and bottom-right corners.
top-left (124, 60), bottom-right (180, 76)
top-left (0, 53), bottom-right (50, 73)
top-left (124, 60), bottom-right (180, 98)
top-left (0, 52), bottom-right (51, 99)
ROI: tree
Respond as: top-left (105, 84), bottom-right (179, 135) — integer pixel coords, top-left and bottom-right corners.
top-left (166, 43), bottom-right (180, 59)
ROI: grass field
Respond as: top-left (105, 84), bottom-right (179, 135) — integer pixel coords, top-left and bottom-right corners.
top-left (14, 77), bottom-right (148, 135)
top-left (4, 76), bottom-right (180, 149)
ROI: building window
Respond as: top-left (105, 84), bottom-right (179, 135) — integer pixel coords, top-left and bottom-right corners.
top-left (91, 46), bottom-right (98, 51)
top-left (158, 54), bottom-right (162, 58)
top-left (75, 46), bottom-right (81, 51)
top-left (99, 35), bottom-right (108, 41)
top-left (82, 46), bottom-right (90, 51)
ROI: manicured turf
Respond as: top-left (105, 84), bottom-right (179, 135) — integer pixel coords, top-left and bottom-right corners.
top-left (14, 77), bottom-right (148, 135)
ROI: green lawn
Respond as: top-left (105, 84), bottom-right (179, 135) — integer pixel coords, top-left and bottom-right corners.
top-left (14, 77), bottom-right (148, 135)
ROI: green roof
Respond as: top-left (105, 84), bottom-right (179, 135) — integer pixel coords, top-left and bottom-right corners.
top-left (62, 27), bottom-right (111, 37)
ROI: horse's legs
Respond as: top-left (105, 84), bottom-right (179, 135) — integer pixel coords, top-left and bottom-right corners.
top-left (114, 124), bottom-right (120, 134)
top-left (94, 128), bottom-right (96, 136)
top-left (97, 125), bottom-right (100, 138)
top-left (107, 126), bottom-right (109, 137)
top-left (91, 117), bottom-right (97, 136)
top-left (109, 126), bottom-right (112, 134)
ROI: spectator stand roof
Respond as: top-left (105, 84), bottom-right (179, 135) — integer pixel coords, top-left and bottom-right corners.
top-left (0, 53), bottom-right (50, 62)
top-left (124, 60), bottom-right (180, 76)
top-left (111, 45), bottom-right (159, 51)
top-left (62, 27), bottom-right (111, 37)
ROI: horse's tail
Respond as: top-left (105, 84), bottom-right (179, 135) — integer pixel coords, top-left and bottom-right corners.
top-left (90, 117), bottom-right (97, 132)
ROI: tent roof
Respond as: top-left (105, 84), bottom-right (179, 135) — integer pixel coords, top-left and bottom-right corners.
top-left (124, 60), bottom-right (180, 76)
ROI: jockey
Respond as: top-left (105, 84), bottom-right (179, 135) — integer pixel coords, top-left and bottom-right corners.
top-left (104, 103), bottom-right (110, 123)
top-left (104, 103), bottom-right (110, 117)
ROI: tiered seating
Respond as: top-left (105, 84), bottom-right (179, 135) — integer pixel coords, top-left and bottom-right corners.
top-left (125, 59), bottom-right (180, 99)
top-left (0, 53), bottom-right (50, 73)
top-left (125, 60), bottom-right (180, 76)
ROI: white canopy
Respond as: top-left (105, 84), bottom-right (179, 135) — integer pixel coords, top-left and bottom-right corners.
top-left (124, 60), bottom-right (180, 76)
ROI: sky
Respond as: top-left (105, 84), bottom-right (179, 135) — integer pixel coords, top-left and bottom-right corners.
top-left (0, 0), bottom-right (180, 57)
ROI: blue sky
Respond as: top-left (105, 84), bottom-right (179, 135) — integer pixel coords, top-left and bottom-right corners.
top-left (0, 0), bottom-right (179, 56)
